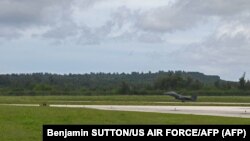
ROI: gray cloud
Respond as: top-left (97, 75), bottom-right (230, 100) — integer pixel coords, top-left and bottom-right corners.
top-left (0, 0), bottom-right (73, 39)
top-left (0, 0), bottom-right (250, 53)
top-left (76, 23), bottom-right (113, 45)
top-left (137, 0), bottom-right (250, 32)
top-left (186, 0), bottom-right (250, 16)
top-left (2, 0), bottom-right (250, 80)
top-left (175, 21), bottom-right (250, 79)
top-left (137, 32), bottom-right (163, 43)
top-left (1, 0), bottom-right (250, 42)
top-left (0, 26), bottom-right (21, 39)
top-left (42, 5), bottom-right (137, 45)
top-left (42, 22), bottom-right (78, 40)
top-left (137, 5), bottom-right (200, 32)
top-left (0, 0), bottom-right (72, 26)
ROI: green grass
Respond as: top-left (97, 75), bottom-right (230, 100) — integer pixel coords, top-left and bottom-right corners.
top-left (0, 105), bottom-right (250, 141)
top-left (0, 96), bottom-right (250, 106)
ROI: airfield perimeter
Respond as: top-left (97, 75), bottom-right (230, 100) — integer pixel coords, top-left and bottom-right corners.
top-left (1, 104), bottom-right (250, 118)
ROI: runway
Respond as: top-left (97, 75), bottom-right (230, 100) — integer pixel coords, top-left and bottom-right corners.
top-left (50, 105), bottom-right (250, 118)
top-left (1, 104), bottom-right (250, 118)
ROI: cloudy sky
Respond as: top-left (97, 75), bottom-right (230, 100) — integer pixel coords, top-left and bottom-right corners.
top-left (0, 0), bottom-right (250, 81)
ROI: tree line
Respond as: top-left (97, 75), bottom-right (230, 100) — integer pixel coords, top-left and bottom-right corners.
top-left (0, 71), bottom-right (249, 96)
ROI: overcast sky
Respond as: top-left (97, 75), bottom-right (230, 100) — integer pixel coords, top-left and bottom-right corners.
top-left (0, 0), bottom-right (250, 81)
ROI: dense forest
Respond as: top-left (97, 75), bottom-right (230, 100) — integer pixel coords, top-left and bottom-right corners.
top-left (0, 71), bottom-right (250, 96)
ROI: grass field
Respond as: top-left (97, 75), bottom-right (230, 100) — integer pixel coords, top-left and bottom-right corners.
top-left (1, 105), bottom-right (250, 141)
top-left (0, 95), bottom-right (250, 106)
top-left (1, 96), bottom-right (250, 141)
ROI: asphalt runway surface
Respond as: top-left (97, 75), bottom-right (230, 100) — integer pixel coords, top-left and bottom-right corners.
top-left (50, 105), bottom-right (250, 118)
top-left (1, 104), bottom-right (250, 118)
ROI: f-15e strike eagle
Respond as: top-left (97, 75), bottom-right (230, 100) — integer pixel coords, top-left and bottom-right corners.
top-left (164, 91), bottom-right (197, 102)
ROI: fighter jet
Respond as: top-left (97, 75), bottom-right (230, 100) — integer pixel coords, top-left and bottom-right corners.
top-left (164, 91), bottom-right (197, 102)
